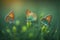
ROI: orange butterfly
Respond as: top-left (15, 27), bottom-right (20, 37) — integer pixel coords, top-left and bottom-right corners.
top-left (5, 10), bottom-right (14, 23)
top-left (46, 15), bottom-right (52, 23)
top-left (26, 9), bottom-right (31, 17)
top-left (26, 9), bottom-right (37, 21)
top-left (41, 15), bottom-right (52, 26)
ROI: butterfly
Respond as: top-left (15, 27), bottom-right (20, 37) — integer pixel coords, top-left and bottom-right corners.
top-left (26, 9), bottom-right (37, 22)
top-left (41, 15), bottom-right (52, 26)
top-left (5, 10), bottom-right (14, 23)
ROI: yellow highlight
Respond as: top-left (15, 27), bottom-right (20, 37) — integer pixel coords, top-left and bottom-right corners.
top-left (41, 25), bottom-right (48, 32)
top-left (27, 21), bottom-right (32, 28)
top-left (12, 26), bottom-right (16, 32)
top-left (22, 26), bottom-right (27, 32)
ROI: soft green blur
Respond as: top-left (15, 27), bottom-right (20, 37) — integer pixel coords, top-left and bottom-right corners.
top-left (0, 0), bottom-right (59, 40)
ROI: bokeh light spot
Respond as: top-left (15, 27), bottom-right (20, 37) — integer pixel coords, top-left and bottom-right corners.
top-left (12, 26), bottom-right (16, 32)
top-left (41, 25), bottom-right (48, 32)
top-left (6, 28), bottom-right (10, 33)
top-left (15, 20), bottom-right (20, 26)
top-left (27, 21), bottom-right (32, 28)
top-left (22, 26), bottom-right (27, 32)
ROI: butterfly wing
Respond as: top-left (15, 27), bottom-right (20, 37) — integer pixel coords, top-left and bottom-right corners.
top-left (9, 11), bottom-right (14, 21)
top-left (46, 15), bottom-right (52, 23)
top-left (41, 18), bottom-right (48, 26)
top-left (26, 9), bottom-right (37, 21)
top-left (26, 9), bottom-right (31, 17)
top-left (5, 11), bottom-right (14, 23)
top-left (41, 15), bottom-right (52, 26)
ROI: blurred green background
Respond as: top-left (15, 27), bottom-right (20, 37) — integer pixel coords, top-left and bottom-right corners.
top-left (0, 0), bottom-right (60, 40)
